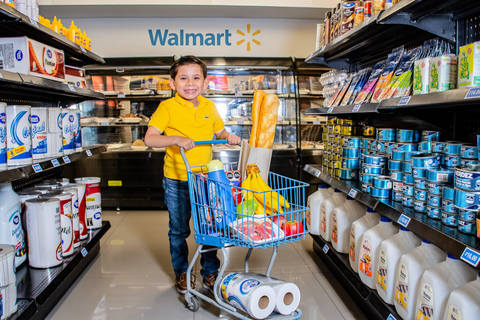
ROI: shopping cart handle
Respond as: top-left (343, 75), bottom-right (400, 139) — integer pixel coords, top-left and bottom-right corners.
top-left (181, 140), bottom-right (229, 172)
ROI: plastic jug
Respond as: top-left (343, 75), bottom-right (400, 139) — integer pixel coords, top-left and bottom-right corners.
top-left (349, 208), bottom-right (380, 273)
top-left (206, 160), bottom-right (235, 229)
top-left (327, 186), bottom-right (335, 194)
top-left (319, 189), bottom-right (346, 242)
top-left (331, 196), bottom-right (365, 253)
top-left (415, 254), bottom-right (477, 320)
top-left (306, 184), bottom-right (331, 235)
top-left (394, 240), bottom-right (446, 320)
top-left (359, 216), bottom-right (399, 289)
top-left (375, 227), bottom-right (421, 304)
top-left (0, 182), bottom-right (27, 268)
top-left (443, 272), bottom-right (480, 320)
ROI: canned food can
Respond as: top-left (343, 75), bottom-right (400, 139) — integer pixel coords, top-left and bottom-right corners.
top-left (370, 139), bottom-right (378, 152)
top-left (328, 133), bottom-right (335, 141)
top-left (426, 205), bottom-right (441, 218)
top-left (342, 158), bottom-right (360, 169)
top-left (428, 194), bottom-right (442, 207)
top-left (361, 138), bottom-right (369, 149)
top-left (395, 143), bottom-right (418, 152)
top-left (364, 154), bottom-right (387, 166)
top-left (328, 168), bottom-right (333, 176)
top-left (415, 178), bottom-right (428, 190)
top-left (403, 196), bottom-right (414, 207)
top-left (361, 148), bottom-right (369, 155)
top-left (445, 156), bottom-right (461, 167)
top-left (334, 168), bottom-right (341, 178)
top-left (391, 150), bottom-right (404, 161)
top-left (419, 141), bottom-right (432, 152)
top-left (333, 161), bottom-right (342, 169)
top-left (322, 132), bottom-right (329, 142)
top-left (361, 173), bottom-right (376, 183)
top-left (397, 129), bottom-right (420, 143)
top-left (343, 136), bottom-right (362, 148)
top-left (334, 125), bottom-right (342, 134)
top-left (343, 147), bottom-right (361, 158)
top-left (411, 153), bottom-right (441, 168)
top-left (403, 184), bottom-right (415, 196)
top-left (376, 128), bottom-right (396, 141)
top-left (364, 1), bottom-right (372, 18)
top-left (461, 144), bottom-right (478, 159)
top-left (404, 151), bottom-right (423, 162)
top-left (393, 181), bottom-right (404, 192)
top-left (327, 117), bottom-right (337, 125)
top-left (340, 168), bottom-right (358, 180)
top-left (341, 125), bottom-right (355, 136)
top-left (63, 186), bottom-right (80, 248)
top-left (428, 182), bottom-right (446, 195)
top-left (362, 183), bottom-right (372, 194)
top-left (427, 168), bottom-right (454, 184)
top-left (422, 130), bottom-right (441, 142)
top-left (461, 158), bottom-right (479, 166)
top-left (391, 171), bottom-right (404, 182)
top-left (342, 119), bottom-right (355, 126)
top-left (377, 141), bottom-right (396, 153)
top-left (363, 164), bottom-right (385, 175)
top-left (354, 6), bottom-right (365, 26)
top-left (444, 141), bottom-right (462, 155)
top-left (443, 185), bottom-right (455, 200)
top-left (453, 188), bottom-right (480, 210)
top-left (389, 160), bottom-right (402, 171)
top-left (393, 192), bottom-right (403, 202)
top-left (415, 201), bottom-right (428, 213)
top-left (458, 219), bottom-right (476, 234)
top-left (75, 177), bottom-right (102, 230)
top-left (363, 126), bottom-right (375, 137)
top-left (432, 142), bottom-right (445, 153)
top-left (415, 189), bottom-right (428, 201)
top-left (458, 209), bottom-right (476, 221)
top-left (371, 187), bottom-right (391, 198)
top-left (412, 167), bottom-right (428, 179)
top-left (402, 161), bottom-right (412, 173)
top-left (334, 134), bottom-right (341, 144)
top-left (404, 174), bottom-right (414, 185)
top-left (443, 199), bottom-right (455, 213)
top-left (442, 212), bottom-right (459, 226)
top-left (373, 176), bottom-right (392, 189)
top-left (333, 154), bottom-right (340, 161)
top-left (454, 164), bottom-right (480, 191)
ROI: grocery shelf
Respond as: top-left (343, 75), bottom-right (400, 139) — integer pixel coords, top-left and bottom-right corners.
top-left (0, 69), bottom-right (105, 105)
top-left (304, 164), bottom-right (480, 270)
top-left (0, 2), bottom-right (104, 65)
top-left (15, 221), bottom-right (111, 320)
top-left (81, 122), bottom-right (148, 127)
top-left (304, 103), bottom-right (379, 115)
top-left (311, 235), bottom-right (400, 320)
top-left (0, 145), bottom-right (107, 184)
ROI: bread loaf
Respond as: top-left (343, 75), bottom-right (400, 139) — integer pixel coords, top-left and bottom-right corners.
top-left (249, 90), bottom-right (266, 147)
top-left (255, 94), bottom-right (279, 148)
top-left (132, 139), bottom-right (145, 146)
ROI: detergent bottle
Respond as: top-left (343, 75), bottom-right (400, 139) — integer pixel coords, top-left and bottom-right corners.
top-left (394, 240), bottom-right (446, 320)
top-left (349, 208), bottom-right (380, 273)
top-left (359, 216), bottom-right (398, 289)
top-left (206, 160), bottom-right (235, 229)
top-left (306, 184), bottom-right (331, 235)
top-left (330, 196), bottom-right (365, 253)
top-left (415, 254), bottom-right (477, 320)
top-left (319, 189), bottom-right (346, 242)
top-left (443, 272), bottom-right (480, 320)
top-left (375, 227), bottom-right (421, 304)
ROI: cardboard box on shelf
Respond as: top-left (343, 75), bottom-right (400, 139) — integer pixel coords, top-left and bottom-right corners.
top-left (65, 65), bottom-right (86, 88)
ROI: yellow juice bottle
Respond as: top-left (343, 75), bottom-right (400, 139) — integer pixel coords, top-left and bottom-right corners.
top-left (67, 21), bottom-right (77, 42)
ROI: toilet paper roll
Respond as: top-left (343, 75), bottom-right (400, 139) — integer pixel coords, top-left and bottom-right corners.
top-left (0, 283), bottom-right (17, 319)
top-left (218, 273), bottom-right (276, 319)
top-left (0, 245), bottom-right (15, 287)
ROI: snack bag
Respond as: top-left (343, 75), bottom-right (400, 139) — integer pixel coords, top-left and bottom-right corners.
top-left (371, 46), bottom-right (405, 102)
top-left (354, 60), bottom-right (386, 104)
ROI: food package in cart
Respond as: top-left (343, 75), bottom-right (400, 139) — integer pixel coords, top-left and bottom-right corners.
top-left (0, 37), bottom-right (65, 82)
top-left (230, 215), bottom-right (284, 244)
top-left (195, 172), bottom-right (212, 229)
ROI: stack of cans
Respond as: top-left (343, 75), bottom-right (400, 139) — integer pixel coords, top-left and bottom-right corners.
top-left (340, 135), bottom-right (362, 180)
top-left (411, 153), bottom-right (443, 215)
top-left (453, 165), bottom-right (479, 235)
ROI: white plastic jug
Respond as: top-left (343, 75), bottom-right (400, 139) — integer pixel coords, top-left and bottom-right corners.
top-left (415, 254), bottom-right (477, 320)
top-left (443, 272), bottom-right (480, 320)
top-left (0, 182), bottom-right (27, 268)
top-left (375, 227), bottom-right (421, 304)
top-left (327, 186), bottom-right (335, 194)
top-left (306, 184), bottom-right (331, 235)
top-left (331, 196), bottom-right (365, 253)
top-left (358, 216), bottom-right (399, 289)
top-left (349, 208), bottom-right (380, 273)
top-left (319, 189), bottom-right (346, 242)
top-left (394, 240), bottom-right (446, 320)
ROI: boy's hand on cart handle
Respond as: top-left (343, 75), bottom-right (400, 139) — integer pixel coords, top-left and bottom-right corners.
top-left (225, 134), bottom-right (241, 147)
top-left (176, 136), bottom-right (195, 150)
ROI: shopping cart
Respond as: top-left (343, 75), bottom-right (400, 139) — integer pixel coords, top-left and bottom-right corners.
top-left (180, 140), bottom-right (309, 319)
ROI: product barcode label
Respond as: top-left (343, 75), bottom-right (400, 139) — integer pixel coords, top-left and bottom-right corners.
top-left (461, 247), bottom-right (480, 267)
top-left (86, 150), bottom-right (92, 156)
top-left (348, 189), bottom-right (358, 198)
top-left (32, 164), bottom-right (42, 173)
top-left (327, 107), bottom-right (334, 113)
top-left (315, 170), bottom-right (321, 177)
top-left (323, 244), bottom-right (329, 253)
top-left (62, 156), bottom-right (71, 164)
top-left (398, 214), bottom-right (411, 228)
top-left (68, 84), bottom-right (76, 92)
top-left (353, 105), bottom-right (361, 112)
top-left (118, 93), bottom-right (125, 98)
top-left (81, 248), bottom-right (88, 257)
top-left (398, 97), bottom-right (411, 106)
top-left (437, 173), bottom-right (449, 182)
top-left (386, 314), bottom-right (397, 320)
top-left (51, 159), bottom-right (60, 167)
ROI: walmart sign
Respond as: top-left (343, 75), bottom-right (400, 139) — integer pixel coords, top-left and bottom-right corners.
top-left (148, 29), bottom-right (233, 46)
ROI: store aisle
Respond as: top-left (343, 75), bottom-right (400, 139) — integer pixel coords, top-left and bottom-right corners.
top-left (46, 210), bottom-right (367, 320)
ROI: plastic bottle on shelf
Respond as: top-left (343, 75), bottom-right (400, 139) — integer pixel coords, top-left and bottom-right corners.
top-left (394, 240), bottom-right (446, 320)
top-left (330, 196), bottom-right (365, 253)
top-left (319, 189), bottom-right (346, 242)
top-left (67, 21), bottom-right (78, 42)
top-left (349, 208), bottom-right (380, 273)
top-left (327, 186), bottom-right (335, 194)
top-left (358, 216), bottom-right (399, 289)
top-left (306, 184), bottom-right (332, 235)
top-left (414, 254), bottom-right (477, 320)
top-left (442, 272), bottom-right (480, 320)
top-left (0, 182), bottom-right (27, 268)
top-left (375, 227), bottom-right (421, 304)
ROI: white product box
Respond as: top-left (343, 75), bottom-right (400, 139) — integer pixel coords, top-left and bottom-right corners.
top-left (429, 54), bottom-right (458, 93)
top-left (65, 65), bottom-right (86, 88)
top-left (0, 37), bottom-right (65, 82)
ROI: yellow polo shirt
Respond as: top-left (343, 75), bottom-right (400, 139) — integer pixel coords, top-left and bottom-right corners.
top-left (148, 93), bottom-right (225, 181)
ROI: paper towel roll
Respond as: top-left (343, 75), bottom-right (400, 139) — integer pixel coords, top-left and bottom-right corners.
top-left (0, 245), bottom-right (15, 288)
top-left (218, 273), bottom-right (276, 319)
top-left (0, 283), bottom-right (17, 319)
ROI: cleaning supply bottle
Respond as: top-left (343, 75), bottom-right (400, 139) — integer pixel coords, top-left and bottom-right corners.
top-left (206, 160), bottom-right (235, 230)
top-left (359, 216), bottom-right (398, 289)
top-left (0, 182), bottom-right (27, 268)
top-left (375, 227), bottom-right (421, 304)
top-left (443, 272), bottom-right (480, 320)
top-left (331, 196), bottom-right (365, 253)
top-left (306, 184), bottom-right (331, 235)
top-left (319, 189), bottom-right (346, 242)
top-left (394, 240), bottom-right (446, 320)
top-left (415, 254), bottom-right (477, 320)
top-left (349, 208), bottom-right (380, 273)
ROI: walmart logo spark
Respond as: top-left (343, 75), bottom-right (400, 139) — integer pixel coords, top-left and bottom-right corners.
top-left (236, 24), bottom-right (261, 52)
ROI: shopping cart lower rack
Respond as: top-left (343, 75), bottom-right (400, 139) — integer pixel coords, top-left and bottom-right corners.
top-left (180, 140), bottom-right (309, 320)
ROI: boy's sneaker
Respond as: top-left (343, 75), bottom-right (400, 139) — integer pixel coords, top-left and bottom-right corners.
top-left (202, 273), bottom-right (218, 293)
top-left (175, 272), bottom-right (196, 294)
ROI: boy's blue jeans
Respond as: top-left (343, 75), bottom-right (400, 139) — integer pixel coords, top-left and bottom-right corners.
top-left (163, 177), bottom-right (220, 278)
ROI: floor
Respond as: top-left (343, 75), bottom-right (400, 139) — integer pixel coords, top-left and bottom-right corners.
top-left (46, 210), bottom-right (367, 320)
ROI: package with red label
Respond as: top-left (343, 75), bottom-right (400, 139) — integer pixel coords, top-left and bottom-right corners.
top-left (231, 216), bottom-right (284, 244)
top-left (224, 163), bottom-right (242, 205)
top-left (65, 65), bottom-right (86, 88)
top-left (0, 36), bottom-right (65, 82)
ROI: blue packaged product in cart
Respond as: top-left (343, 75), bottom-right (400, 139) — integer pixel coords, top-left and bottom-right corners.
top-left (206, 160), bottom-right (236, 229)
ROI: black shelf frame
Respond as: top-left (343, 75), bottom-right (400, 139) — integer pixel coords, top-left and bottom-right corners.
top-left (304, 164), bottom-right (480, 270)
top-left (0, 2), bottom-right (104, 66)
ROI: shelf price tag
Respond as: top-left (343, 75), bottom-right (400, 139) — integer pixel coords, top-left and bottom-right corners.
top-left (29, 17), bottom-right (39, 28)
top-left (460, 247), bottom-right (480, 267)
top-left (0, 72), bottom-right (3, 78)
top-left (32, 164), bottom-right (42, 173)
top-left (352, 105), bottom-right (361, 112)
top-left (118, 93), bottom-right (126, 98)
top-left (86, 150), bottom-right (93, 156)
top-left (101, 122), bottom-right (109, 126)
top-left (398, 97), bottom-right (411, 106)
top-left (62, 156), bottom-right (71, 164)
top-left (313, 121), bottom-right (320, 124)
top-left (238, 121), bottom-right (244, 125)
top-left (315, 170), bottom-right (321, 178)
top-left (323, 244), bottom-right (329, 254)
top-left (51, 159), bottom-right (60, 167)
top-left (348, 189), bottom-right (358, 198)
top-left (465, 87), bottom-right (480, 99)
top-left (68, 84), bottom-right (76, 92)
top-left (80, 46), bottom-right (87, 54)
top-left (397, 214), bottom-right (411, 228)
top-left (81, 248), bottom-right (88, 257)
top-left (386, 314), bottom-right (397, 320)
top-left (327, 107), bottom-right (334, 113)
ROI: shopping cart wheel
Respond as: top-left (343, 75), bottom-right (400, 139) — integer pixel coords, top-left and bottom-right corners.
top-left (185, 293), bottom-right (200, 312)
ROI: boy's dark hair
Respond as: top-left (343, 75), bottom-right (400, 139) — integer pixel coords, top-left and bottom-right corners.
top-left (169, 55), bottom-right (208, 79)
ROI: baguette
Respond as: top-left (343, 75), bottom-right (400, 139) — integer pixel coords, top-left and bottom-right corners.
top-left (256, 94), bottom-right (279, 148)
top-left (249, 90), bottom-right (266, 147)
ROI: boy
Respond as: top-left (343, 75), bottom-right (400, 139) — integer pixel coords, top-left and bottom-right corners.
top-left (145, 56), bottom-right (241, 294)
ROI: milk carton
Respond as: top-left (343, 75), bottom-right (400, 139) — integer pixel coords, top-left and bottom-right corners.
top-left (458, 41), bottom-right (480, 88)
top-left (443, 272), bottom-right (480, 320)
top-left (330, 196), bottom-right (365, 253)
top-left (319, 189), bottom-right (346, 242)
top-left (349, 208), bottom-right (380, 273)
top-left (307, 184), bottom-right (331, 235)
